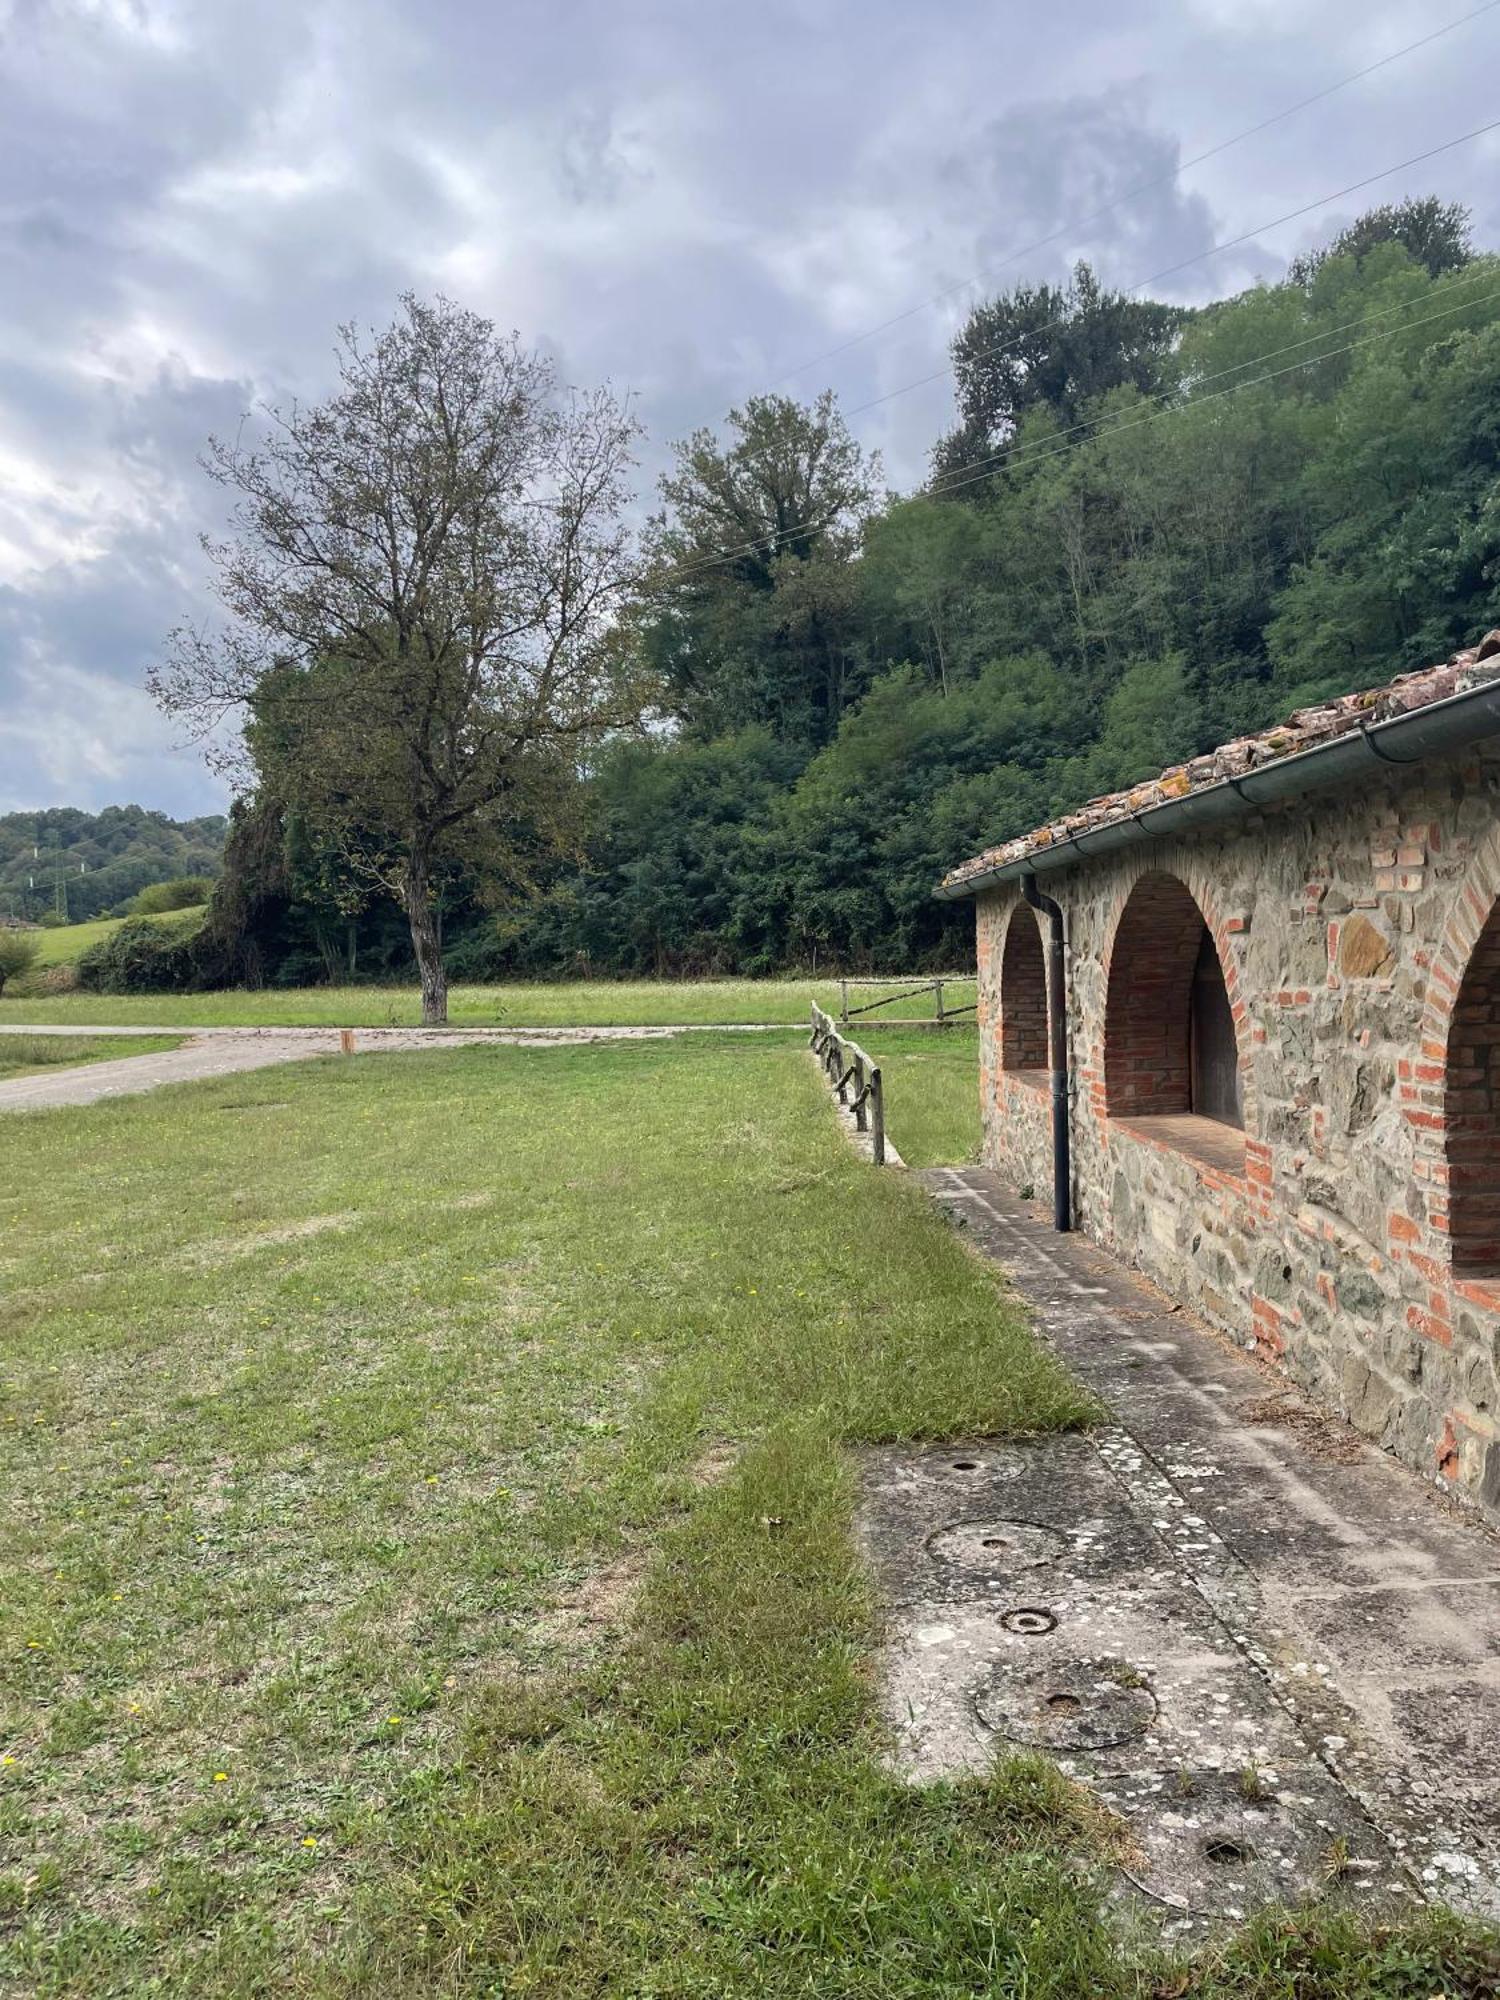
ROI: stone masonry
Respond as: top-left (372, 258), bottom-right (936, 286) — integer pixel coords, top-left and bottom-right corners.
top-left (953, 640), bottom-right (1500, 1529)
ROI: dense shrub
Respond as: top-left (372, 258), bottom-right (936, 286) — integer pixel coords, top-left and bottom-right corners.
top-left (75, 919), bottom-right (200, 995)
top-left (129, 877), bottom-right (211, 915)
top-left (0, 929), bottom-right (41, 995)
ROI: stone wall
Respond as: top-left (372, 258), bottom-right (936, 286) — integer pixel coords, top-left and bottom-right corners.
top-left (974, 746), bottom-right (1500, 1524)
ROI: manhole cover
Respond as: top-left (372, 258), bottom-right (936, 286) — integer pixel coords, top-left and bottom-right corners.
top-left (925, 1519), bottom-right (1067, 1574)
top-left (974, 1656), bottom-right (1157, 1750)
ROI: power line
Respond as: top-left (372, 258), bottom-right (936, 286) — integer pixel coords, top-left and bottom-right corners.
top-left (642, 99), bottom-right (1500, 594)
top-left (645, 274), bottom-right (1500, 592)
top-left (926, 279), bottom-right (1500, 504)
top-left (848, 114), bottom-right (1500, 417)
top-left (653, 276), bottom-right (1500, 589)
top-left (922, 262), bottom-right (1500, 496)
top-left (871, 264), bottom-right (1500, 504)
top-left (762, 0), bottom-right (1500, 390)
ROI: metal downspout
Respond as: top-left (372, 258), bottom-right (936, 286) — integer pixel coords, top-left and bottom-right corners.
top-left (1022, 872), bottom-right (1071, 1234)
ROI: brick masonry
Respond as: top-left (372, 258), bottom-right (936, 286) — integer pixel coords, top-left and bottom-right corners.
top-left (975, 747), bottom-right (1500, 1526)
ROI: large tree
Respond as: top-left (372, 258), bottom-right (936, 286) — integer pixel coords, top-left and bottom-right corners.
top-left (643, 392), bottom-right (880, 747)
top-left (151, 295), bottom-right (644, 1022)
top-left (933, 261), bottom-right (1184, 484)
top-left (1288, 196), bottom-right (1473, 286)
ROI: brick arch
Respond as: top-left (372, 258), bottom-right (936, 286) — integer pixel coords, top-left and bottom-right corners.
top-left (1421, 816), bottom-right (1500, 1030)
top-left (1445, 901), bottom-right (1500, 1275)
top-left (1102, 868), bottom-right (1249, 1123)
top-left (1421, 820), bottom-right (1500, 1272)
top-left (999, 903), bottom-right (1049, 1072)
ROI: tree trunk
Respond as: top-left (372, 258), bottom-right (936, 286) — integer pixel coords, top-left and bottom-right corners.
top-left (402, 856), bottom-right (448, 1025)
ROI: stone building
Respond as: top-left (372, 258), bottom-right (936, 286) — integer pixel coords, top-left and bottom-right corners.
top-left (939, 630), bottom-right (1500, 1524)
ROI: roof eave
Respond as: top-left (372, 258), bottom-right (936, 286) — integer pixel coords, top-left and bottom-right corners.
top-left (935, 674), bottom-right (1500, 902)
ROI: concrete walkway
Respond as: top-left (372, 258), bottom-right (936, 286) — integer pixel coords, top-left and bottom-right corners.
top-left (0, 1021), bottom-right (776, 1112)
top-left (886, 1166), bottom-right (1500, 1920)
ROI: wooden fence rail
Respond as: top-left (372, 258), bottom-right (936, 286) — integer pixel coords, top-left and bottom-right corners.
top-left (809, 1002), bottom-right (886, 1165)
top-left (838, 975), bottom-right (976, 1028)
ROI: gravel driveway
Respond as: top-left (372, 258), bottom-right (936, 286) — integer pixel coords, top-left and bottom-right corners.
top-left (0, 1023), bottom-right (710, 1112)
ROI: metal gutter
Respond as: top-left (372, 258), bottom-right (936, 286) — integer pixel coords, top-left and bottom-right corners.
top-left (935, 672), bottom-right (1500, 901)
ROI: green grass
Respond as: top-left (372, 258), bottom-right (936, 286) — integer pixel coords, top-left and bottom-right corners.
top-left (863, 1025), bottom-right (981, 1168)
top-left (1, 973), bottom-right (975, 1030)
top-left (0, 1034), bottom-right (183, 1082)
top-left (2, 1040), bottom-right (1493, 1996)
top-left (27, 907), bottom-right (205, 970)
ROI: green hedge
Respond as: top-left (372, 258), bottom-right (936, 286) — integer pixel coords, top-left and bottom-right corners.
top-left (74, 919), bottom-right (202, 995)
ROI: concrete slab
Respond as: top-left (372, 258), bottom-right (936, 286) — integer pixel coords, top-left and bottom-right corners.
top-left (859, 1437), bottom-right (1407, 1928)
top-left (858, 1166), bottom-right (1500, 1926)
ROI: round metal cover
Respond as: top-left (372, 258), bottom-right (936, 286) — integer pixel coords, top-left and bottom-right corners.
top-left (924, 1518), bottom-right (1067, 1574)
top-left (974, 1655), bottom-right (1157, 1750)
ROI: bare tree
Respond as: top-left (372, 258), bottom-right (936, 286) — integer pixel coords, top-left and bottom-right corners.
top-left (151, 295), bottom-right (645, 1023)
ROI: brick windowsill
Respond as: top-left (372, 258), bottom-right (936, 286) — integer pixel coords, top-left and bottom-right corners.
top-left (1454, 1275), bottom-right (1500, 1315)
top-left (1112, 1112), bottom-right (1249, 1187)
top-left (1002, 1067), bottom-right (1052, 1096)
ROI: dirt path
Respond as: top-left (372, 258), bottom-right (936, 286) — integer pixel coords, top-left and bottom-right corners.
top-left (0, 1022), bottom-right (767, 1112)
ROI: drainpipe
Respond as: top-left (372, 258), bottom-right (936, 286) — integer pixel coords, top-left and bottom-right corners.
top-left (1022, 872), bottom-right (1071, 1234)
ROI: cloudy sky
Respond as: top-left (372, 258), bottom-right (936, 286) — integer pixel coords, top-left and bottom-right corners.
top-left (2, 0), bottom-right (1498, 818)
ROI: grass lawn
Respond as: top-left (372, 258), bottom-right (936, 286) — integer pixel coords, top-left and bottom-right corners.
top-left (862, 1025), bottom-right (981, 1168)
top-left (0, 1034), bottom-right (183, 1083)
top-left (2, 1039), bottom-right (1490, 1996)
top-left (1, 973), bottom-right (975, 1031)
top-left (27, 908), bottom-right (205, 970)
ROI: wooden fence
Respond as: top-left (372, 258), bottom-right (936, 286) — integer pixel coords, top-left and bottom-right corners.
top-left (838, 975), bottom-right (976, 1028)
top-left (809, 1002), bottom-right (887, 1165)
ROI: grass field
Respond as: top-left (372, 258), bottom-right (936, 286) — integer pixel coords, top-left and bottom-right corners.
top-left (0, 1034), bottom-right (182, 1083)
top-left (27, 907), bottom-right (206, 970)
top-left (3, 1038), bottom-right (1491, 1996)
top-left (861, 1025), bottom-right (981, 1167)
top-left (1, 972), bottom-right (975, 1029)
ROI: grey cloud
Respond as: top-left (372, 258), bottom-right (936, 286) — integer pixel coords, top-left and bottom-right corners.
top-left (945, 89), bottom-right (1234, 297)
top-left (2, 0), bottom-right (1495, 812)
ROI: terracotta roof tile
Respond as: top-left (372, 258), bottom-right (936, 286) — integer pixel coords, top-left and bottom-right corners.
top-left (941, 629), bottom-right (1500, 893)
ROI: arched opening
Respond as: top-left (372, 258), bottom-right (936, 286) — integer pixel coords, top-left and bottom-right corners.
top-left (1105, 873), bottom-right (1244, 1131)
top-left (1446, 899), bottom-right (1500, 1277)
top-left (1000, 905), bottom-right (1048, 1080)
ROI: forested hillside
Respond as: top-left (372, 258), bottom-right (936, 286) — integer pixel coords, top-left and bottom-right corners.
top-left (540, 201), bottom-right (1496, 976)
top-left (102, 197), bottom-right (1500, 987)
top-left (0, 807), bottom-right (226, 924)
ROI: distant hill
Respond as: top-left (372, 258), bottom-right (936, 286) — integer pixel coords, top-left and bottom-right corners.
top-left (0, 807), bottom-right (227, 924)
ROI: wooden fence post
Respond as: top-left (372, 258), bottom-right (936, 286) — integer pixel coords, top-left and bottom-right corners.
top-left (810, 1003), bottom-right (888, 1166)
